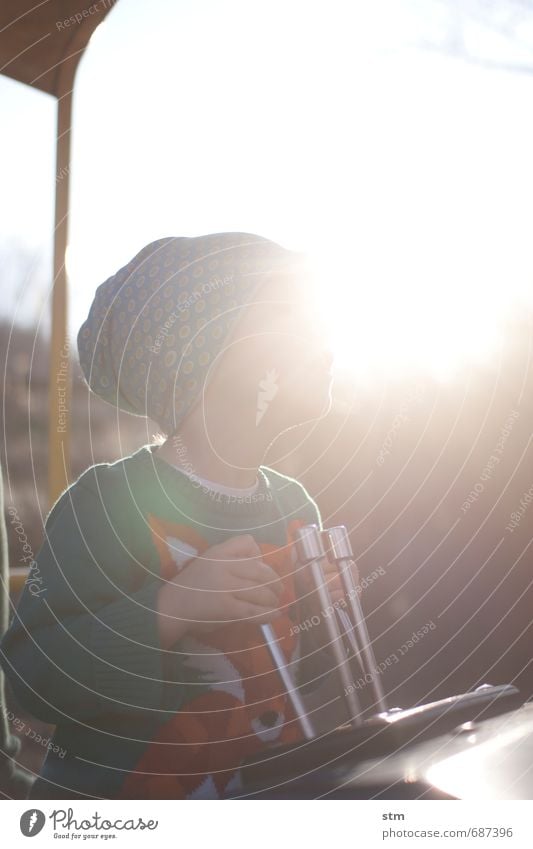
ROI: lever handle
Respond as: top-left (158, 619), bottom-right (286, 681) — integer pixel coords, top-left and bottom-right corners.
top-left (295, 524), bottom-right (364, 728)
top-left (324, 526), bottom-right (388, 712)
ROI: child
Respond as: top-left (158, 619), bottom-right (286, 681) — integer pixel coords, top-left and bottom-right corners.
top-left (0, 232), bottom-right (342, 799)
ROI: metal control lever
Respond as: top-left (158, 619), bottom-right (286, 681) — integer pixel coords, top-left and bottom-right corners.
top-left (336, 606), bottom-right (364, 666)
top-left (295, 524), bottom-right (364, 728)
top-left (324, 526), bottom-right (388, 712)
top-left (260, 624), bottom-right (315, 740)
top-left (319, 531), bottom-right (364, 668)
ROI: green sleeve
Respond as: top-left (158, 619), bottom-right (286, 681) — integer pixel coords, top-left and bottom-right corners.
top-left (0, 480), bottom-right (184, 725)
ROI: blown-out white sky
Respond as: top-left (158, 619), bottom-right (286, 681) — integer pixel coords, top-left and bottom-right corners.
top-left (1, 0), bottom-right (533, 383)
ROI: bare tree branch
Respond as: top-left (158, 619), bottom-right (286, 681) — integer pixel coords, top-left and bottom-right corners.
top-left (413, 0), bottom-right (533, 75)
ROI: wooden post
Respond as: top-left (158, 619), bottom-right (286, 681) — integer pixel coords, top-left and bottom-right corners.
top-left (48, 84), bottom-right (73, 508)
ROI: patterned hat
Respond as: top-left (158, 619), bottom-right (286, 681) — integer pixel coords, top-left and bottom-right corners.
top-left (77, 232), bottom-right (304, 434)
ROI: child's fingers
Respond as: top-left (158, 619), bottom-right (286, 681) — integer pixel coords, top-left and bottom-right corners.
top-left (211, 534), bottom-right (262, 560)
top-left (231, 584), bottom-right (281, 610)
top-left (231, 599), bottom-right (282, 624)
top-left (230, 560), bottom-right (284, 597)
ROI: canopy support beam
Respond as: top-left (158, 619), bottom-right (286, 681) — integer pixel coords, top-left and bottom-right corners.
top-left (48, 84), bottom-right (73, 507)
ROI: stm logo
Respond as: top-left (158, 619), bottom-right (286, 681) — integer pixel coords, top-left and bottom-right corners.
top-left (20, 809), bottom-right (46, 837)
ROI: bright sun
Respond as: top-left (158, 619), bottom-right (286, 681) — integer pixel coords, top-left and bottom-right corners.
top-left (309, 242), bottom-right (511, 385)
top-left (66, 0), bottom-right (533, 383)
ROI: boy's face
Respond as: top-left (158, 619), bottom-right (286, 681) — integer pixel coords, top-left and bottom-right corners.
top-left (209, 270), bottom-right (335, 429)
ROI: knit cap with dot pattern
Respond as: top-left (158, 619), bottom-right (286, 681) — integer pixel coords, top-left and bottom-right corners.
top-left (77, 232), bottom-right (305, 434)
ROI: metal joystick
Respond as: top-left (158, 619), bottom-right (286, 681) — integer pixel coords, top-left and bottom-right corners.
top-left (324, 526), bottom-right (388, 713)
top-left (260, 622), bottom-right (315, 740)
top-left (320, 531), bottom-right (364, 668)
top-left (295, 524), bottom-right (364, 728)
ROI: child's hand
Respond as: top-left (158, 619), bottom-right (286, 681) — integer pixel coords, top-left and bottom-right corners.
top-left (157, 534), bottom-right (284, 647)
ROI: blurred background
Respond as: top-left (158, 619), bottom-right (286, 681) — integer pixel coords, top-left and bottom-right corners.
top-left (1, 0), bottom-right (533, 784)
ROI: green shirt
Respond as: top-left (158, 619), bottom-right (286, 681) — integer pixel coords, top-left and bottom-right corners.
top-left (0, 442), bottom-right (324, 799)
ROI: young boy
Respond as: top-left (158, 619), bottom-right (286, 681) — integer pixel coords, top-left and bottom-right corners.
top-left (0, 232), bottom-right (343, 799)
